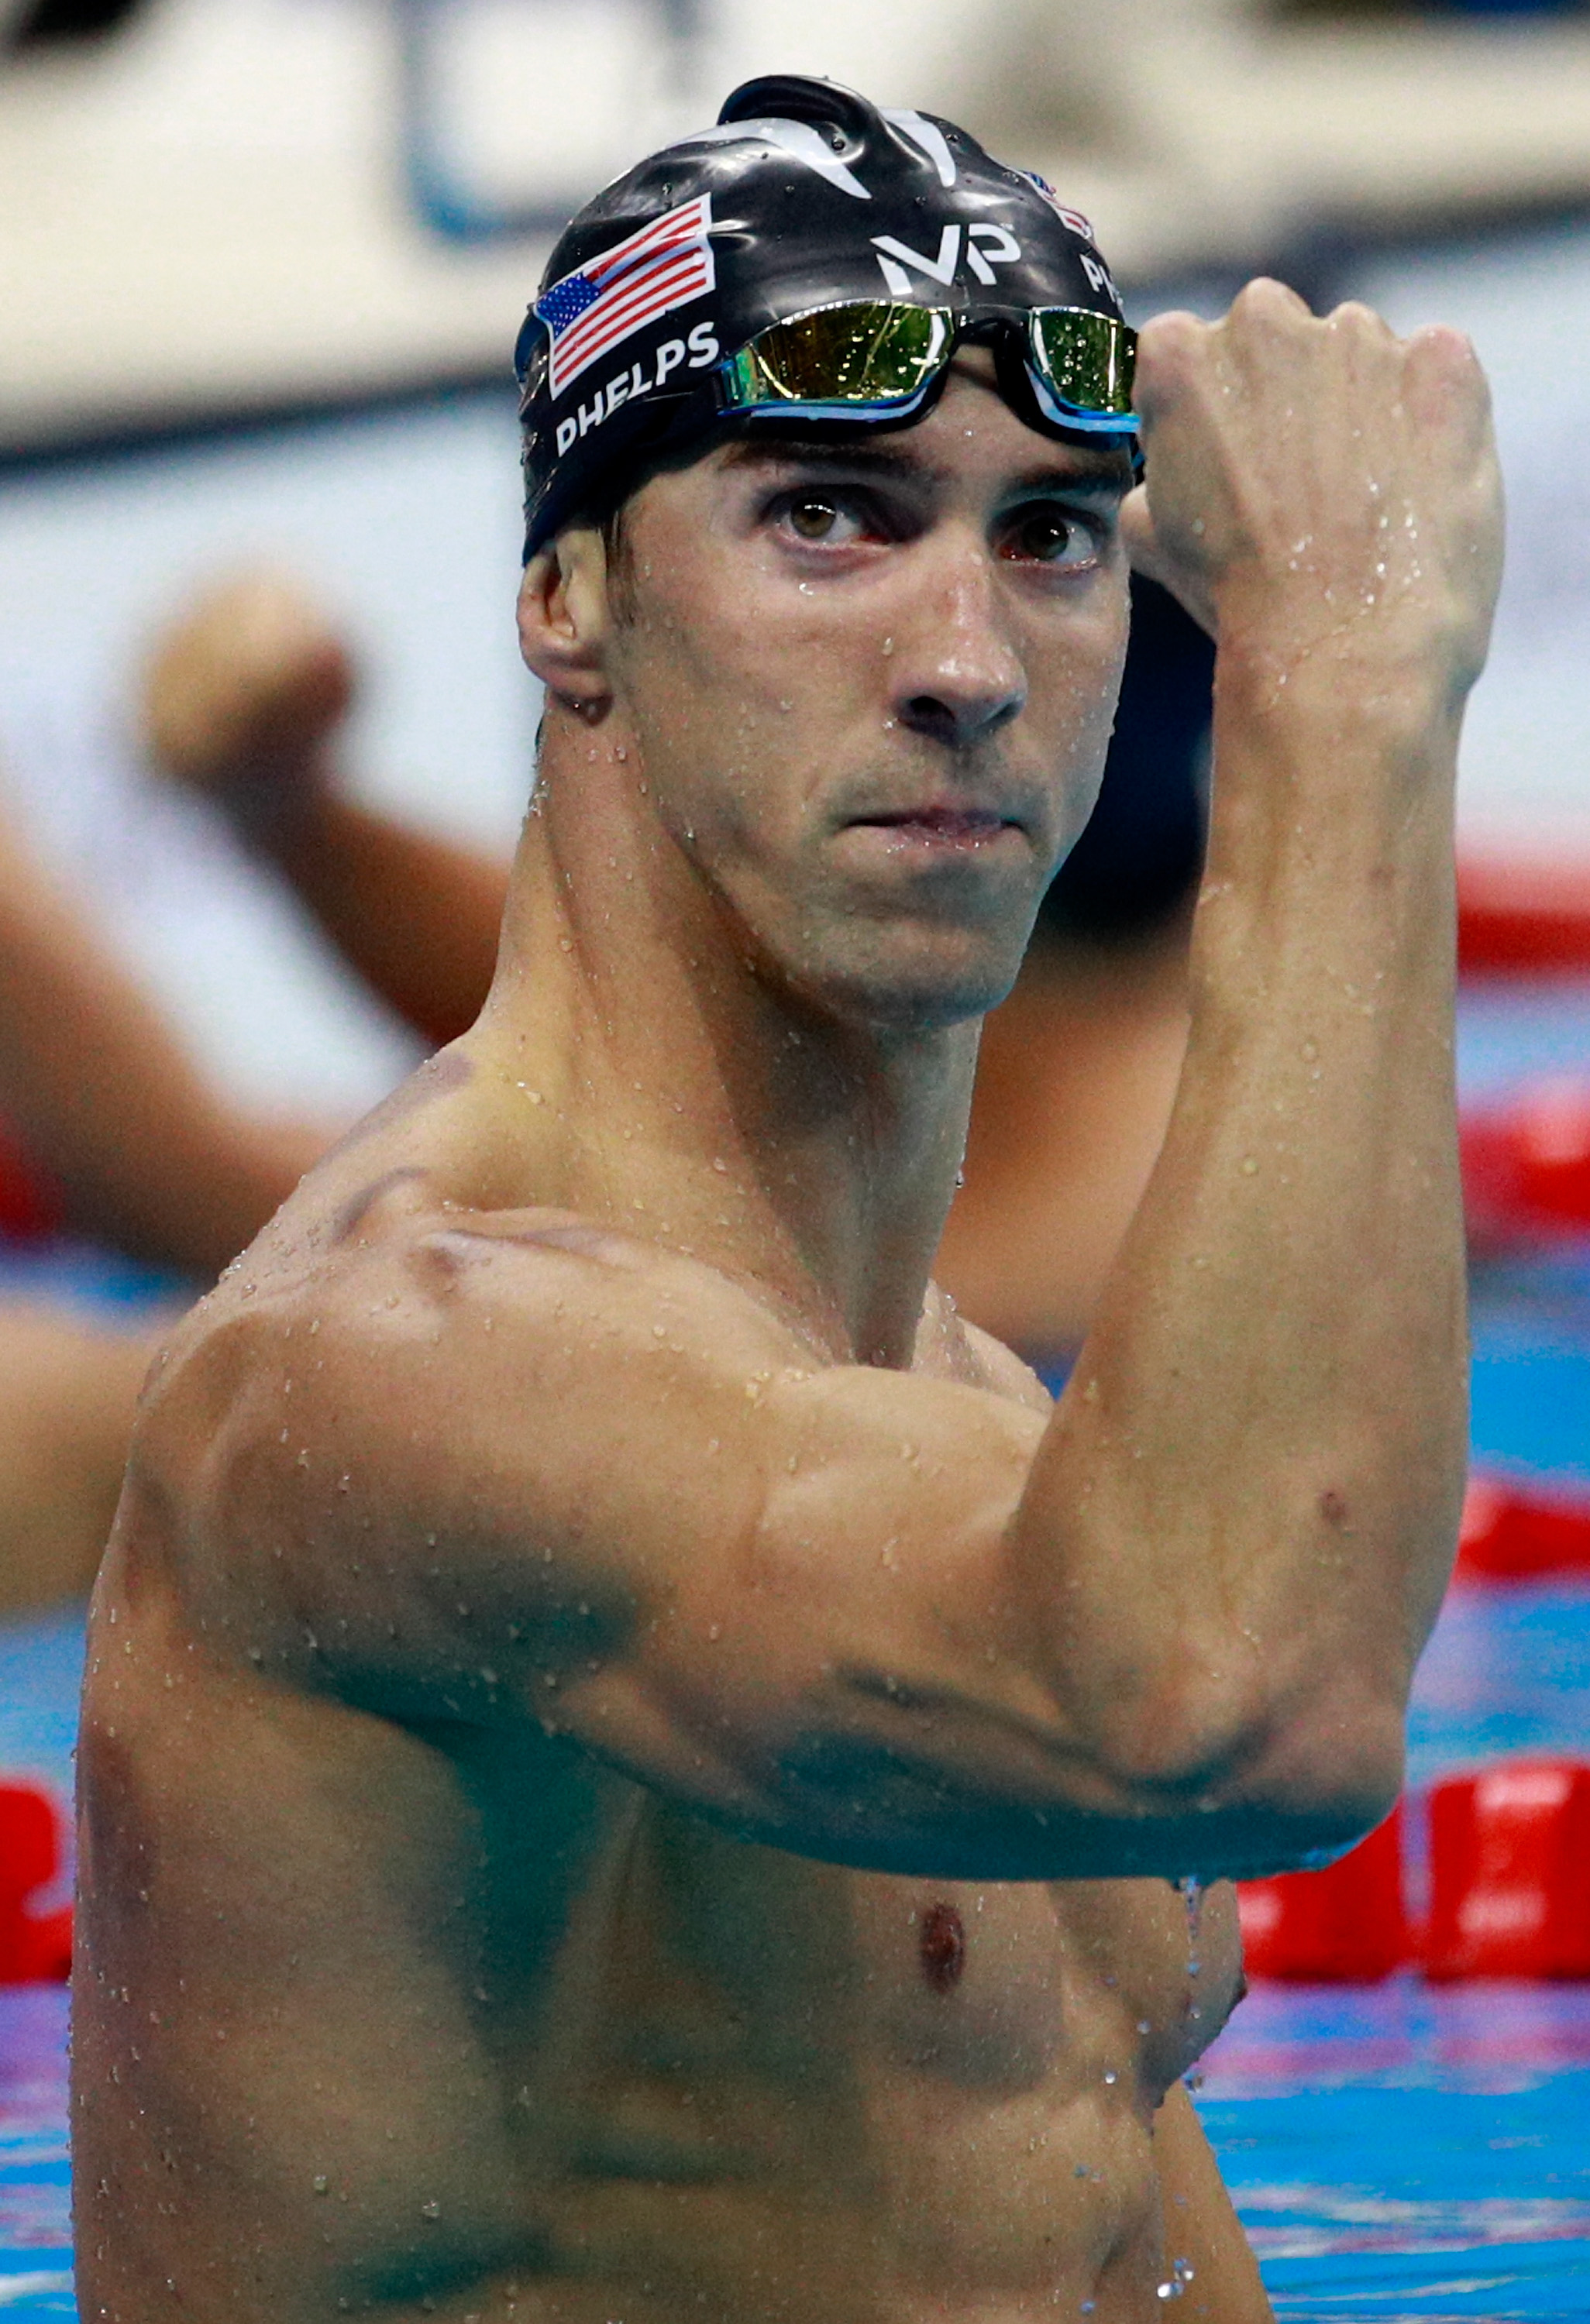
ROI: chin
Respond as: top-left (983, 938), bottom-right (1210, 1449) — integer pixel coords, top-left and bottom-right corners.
top-left (781, 927), bottom-right (1024, 1036)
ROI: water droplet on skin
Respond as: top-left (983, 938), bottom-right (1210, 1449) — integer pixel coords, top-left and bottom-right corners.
top-left (1176, 1874), bottom-right (1206, 1980)
top-left (881, 636), bottom-right (895, 656)
top-left (1102, 2068), bottom-right (1117, 2085)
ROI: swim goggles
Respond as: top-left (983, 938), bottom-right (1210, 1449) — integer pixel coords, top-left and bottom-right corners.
top-left (717, 300), bottom-right (1138, 438)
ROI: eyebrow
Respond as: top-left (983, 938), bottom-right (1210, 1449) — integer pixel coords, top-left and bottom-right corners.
top-left (721, 432), bottom-right (1132, 500)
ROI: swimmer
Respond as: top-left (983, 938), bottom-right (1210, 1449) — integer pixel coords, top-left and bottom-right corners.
top-left (77, 75), bottom-right (1502, 2324)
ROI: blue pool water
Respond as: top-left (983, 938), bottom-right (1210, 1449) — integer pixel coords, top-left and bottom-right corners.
top-left (3, 978), bottom-right (1589, 2315)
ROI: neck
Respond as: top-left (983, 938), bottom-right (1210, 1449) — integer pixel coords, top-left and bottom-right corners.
top-left (471, 710), bottom-right (980, 1368)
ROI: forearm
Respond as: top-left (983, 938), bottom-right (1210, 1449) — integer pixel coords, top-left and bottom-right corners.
top-left (0, 831), bottom-right (322, 1274)
top-left (1017, 650), bottom-right (1467, 1839)
top-left (260, 788), bottom-right (505, 1048)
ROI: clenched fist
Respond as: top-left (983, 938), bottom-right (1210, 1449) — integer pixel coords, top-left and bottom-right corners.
top-left (1123, 278), bottom-right (1502, 710)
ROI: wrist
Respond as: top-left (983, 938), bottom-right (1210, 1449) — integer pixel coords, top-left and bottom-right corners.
top-left (1212, 569), bottom-right (1482, 734)
top-left (219, 746), bottom-right (339, 860)
top-left (1213, 604), bottom-right (1468, 759)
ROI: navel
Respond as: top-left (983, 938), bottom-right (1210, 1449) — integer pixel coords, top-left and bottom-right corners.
top-left (919, 1902), bottom-right (966, 1993)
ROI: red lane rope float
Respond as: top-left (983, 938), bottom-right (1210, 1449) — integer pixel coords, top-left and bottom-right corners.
top-left (1237, 1803), bottom-right (1409, 1982)
top-left (1456, 1473), bottom-right (1590, 1587)
top-left (0, 1784), bottom-right (71, 1985)
top-left (1239, 1762), bottom-right (1590, 1982)
top-left (1461, 1077), bottom-right (1590, 1245)
top-left (1458, 854), bottom-right (1590, 976)
top-left (1425, 1760), bottom-right (1590, 1982)
top-left (0, 1112), bottom-right (64, 1243)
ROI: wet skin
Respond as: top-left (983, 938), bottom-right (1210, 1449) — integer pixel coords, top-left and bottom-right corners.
top-left (77, 297), bottom-right (1502, 2322)
top-left (75, 1105), bottom-right (1251, 2324)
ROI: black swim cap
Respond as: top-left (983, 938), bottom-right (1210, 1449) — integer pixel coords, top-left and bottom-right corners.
top-left (516, 74), bottom-right (1131, 559)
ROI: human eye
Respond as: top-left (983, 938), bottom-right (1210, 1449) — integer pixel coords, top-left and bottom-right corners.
top-left (997, 503), bottom-right (1107, 571)
top-left (768, 487), bottom-right (883, 550)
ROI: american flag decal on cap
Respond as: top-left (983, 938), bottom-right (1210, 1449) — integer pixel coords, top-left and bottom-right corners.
top-left (536, 196), bottom-right (716, 401)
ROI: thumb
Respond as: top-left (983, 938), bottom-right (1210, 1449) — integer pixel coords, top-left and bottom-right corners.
top-left (1121, 483), bottom-right (1219, 642)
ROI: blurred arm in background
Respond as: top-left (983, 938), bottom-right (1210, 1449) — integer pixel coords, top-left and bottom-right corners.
top-left (0, 573), bottom-right (506, 1617)
top-left (0, 809), bottom-right (326, 1277)
top-left (143, 572), bottom-right (504, 1049)
top-left (0, 794), bottom-right (329, 1611)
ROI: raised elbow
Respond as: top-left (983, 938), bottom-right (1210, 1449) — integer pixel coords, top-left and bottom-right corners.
top-left (1080, 1652), bottom-right (1408, 1879)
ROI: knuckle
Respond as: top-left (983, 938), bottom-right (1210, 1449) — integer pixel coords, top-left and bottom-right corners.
top-left (1137, 308), bottom-right (1206, 363)
top-left (1133, 312), bottom-right (1206, 410)
top-left (1324, 298), bottom-right (1389, 336)
top-left (1232, 276), bottom-right (1308, 325)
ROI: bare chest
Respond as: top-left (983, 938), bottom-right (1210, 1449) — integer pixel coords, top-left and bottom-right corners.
top-left (518, 1792), bottom-right (1241, 2157)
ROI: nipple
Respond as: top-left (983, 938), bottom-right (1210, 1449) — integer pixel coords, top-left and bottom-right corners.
top-left (919, 1903), bottom-right (965, 1993)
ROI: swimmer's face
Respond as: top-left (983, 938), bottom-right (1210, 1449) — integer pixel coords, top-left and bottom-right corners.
top-left (539, 352), bottom-right (1131, 1028)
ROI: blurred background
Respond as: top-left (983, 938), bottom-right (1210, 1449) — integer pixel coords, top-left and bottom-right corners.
top-left (1, 0), bottom-right (1588, 1112)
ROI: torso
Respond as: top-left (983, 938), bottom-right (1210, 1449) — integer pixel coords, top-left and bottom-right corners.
top-left (74, 1046), bottom-right (1244, 2324)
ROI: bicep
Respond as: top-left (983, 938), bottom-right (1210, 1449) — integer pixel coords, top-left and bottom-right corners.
top-left (184, 1216), bottom-right (1141, 1875)
top-left (1153, 2082), bottom-right (1273, 2323)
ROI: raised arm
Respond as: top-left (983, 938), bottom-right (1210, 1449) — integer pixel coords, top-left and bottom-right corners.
top-left (1010, 280), bottom-right (1499, 1844)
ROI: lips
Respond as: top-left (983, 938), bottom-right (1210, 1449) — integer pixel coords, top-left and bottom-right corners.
top-left (853, 807), bottom-right (1017, 843)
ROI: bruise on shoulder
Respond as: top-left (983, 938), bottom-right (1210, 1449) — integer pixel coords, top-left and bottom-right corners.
top-left (375, 1210), bottom-right (657, 1328)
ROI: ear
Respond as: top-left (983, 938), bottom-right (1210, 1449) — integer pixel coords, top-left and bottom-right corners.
top-left (516, 527), bottom-right (616, 717)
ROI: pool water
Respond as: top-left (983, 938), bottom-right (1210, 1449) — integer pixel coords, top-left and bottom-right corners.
top-left (1205, 1982), bottom-right (1590, 2319)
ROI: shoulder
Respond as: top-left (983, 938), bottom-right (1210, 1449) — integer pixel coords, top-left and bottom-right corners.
top-left (138, 1175), bottom-right (815, 1495)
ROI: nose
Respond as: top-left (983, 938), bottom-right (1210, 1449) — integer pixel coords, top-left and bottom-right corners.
top-left (891, 537), bottom-right (1027, 751)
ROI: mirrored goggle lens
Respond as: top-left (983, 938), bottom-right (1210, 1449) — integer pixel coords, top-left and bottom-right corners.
top-left (721, 302), bottom-right (954, 414)
top-left (1028, 309), bottom-right (1137, 426)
